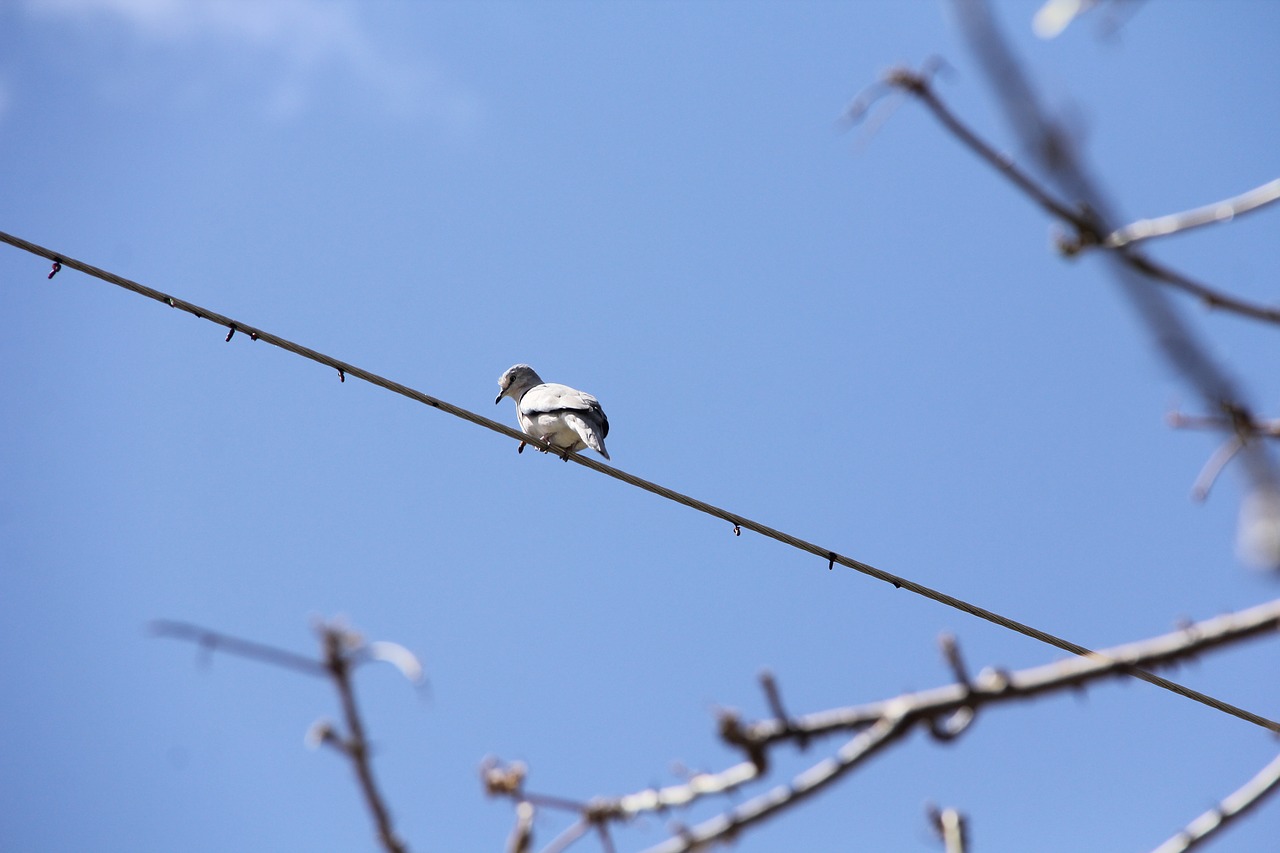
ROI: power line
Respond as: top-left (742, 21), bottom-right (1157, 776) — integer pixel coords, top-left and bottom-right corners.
top-left (4, 228), bottom-right (1278, 735)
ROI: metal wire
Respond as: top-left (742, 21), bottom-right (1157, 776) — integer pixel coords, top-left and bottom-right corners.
top-left (4, 228), bottom-right (1277, 734)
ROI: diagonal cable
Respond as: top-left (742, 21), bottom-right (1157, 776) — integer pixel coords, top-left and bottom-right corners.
top-left (3, 228), bottom-right (1277, 734)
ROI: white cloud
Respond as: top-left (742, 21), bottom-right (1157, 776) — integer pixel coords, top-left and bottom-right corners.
top-left (23, 0), bottom-right (482, 128)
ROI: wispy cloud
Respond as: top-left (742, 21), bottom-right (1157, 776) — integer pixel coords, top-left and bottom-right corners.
top-left (23, 0), bottom-right (482, 128)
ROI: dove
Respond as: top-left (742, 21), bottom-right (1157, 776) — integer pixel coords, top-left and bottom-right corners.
top-left (495, 364), bottom-right (610, 460)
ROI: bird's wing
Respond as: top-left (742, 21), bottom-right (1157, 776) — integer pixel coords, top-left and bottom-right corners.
top-left (520, 384), bottom-right (601, 419)
top-left (563, 412), bottom-right (609, 459)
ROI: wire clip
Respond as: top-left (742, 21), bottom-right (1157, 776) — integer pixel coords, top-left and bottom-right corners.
top-left (338, 368), bottom-right (345, 383)
top-left (48, 259), bottom-right (62, 279)
top-left (225, 324), bottom-right (237, 342)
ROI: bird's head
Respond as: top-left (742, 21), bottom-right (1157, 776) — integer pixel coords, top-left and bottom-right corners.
top-left (495, 363), bottom-right (543, 404)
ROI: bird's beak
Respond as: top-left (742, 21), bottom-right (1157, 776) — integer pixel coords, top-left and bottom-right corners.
top-left (494, 391), bottom-right (504, 405)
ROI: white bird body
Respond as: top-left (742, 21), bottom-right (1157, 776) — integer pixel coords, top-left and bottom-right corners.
top-left (495, 365), bottom-right (610, 460)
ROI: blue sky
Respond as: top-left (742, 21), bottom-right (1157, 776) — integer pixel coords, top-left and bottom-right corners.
top-left (2, 1), bottom-right (1279, 851)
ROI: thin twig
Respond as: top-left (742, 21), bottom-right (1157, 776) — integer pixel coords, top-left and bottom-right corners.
top-left (508, 802), bottom-right (535, 853)
top-left (639, 715), bottom-right (908, 853)
top-left (322, 627), bottom-right (409, 853)
top-left (1149, 751), bottom-right (1280, 853)
top-left (150, 620), bottom-right (328, 677)
top-left (595, 824), bottom-right (617, 853)
top-left (927, 804), bottom-right (969, 853)
top-left (880, 67), bottom-right (1085, 225)
top-left (1169, 410), bottom-right (1280, 439)
top-left (873, 70), bottom-right (1280, 327)
top-left (1120, 250), bottom-right (1280, 324)
top-left (541, 818), bottom-right (589, 853)
top-left (1107, 178), bottom-right (1280, 248)
top-left (1191, 435), bottom-right (1245, 502)
top-left (1168, 409), bottom-right (1280, 500)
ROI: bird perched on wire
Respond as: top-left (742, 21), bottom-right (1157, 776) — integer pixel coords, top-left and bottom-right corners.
top-left (495, 364), bottom-right (610, 460)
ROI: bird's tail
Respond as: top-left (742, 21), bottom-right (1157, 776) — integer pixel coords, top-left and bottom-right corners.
top-left (565, 413), bottom-right (610, 460)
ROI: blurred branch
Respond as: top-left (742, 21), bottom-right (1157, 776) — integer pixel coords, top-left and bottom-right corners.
top-left (485, 599), bottom-right (1280, 852)
top-left (1149, 751), bottom-right (1280, 853)
top-left (943, 0), bottom-right (1280, 526)
top-left (156, 619), bottom-right (423, 853)
top-left (152, 619), bottom-right (328, 677)
top-left (846, 0), bottom-right (1280, 565)
top-left (1106, 178), bottom-right (1280, 248)
top-left (851, 67), bottom-right (1280, 328)
top-left (322, 628), bottom-right (409, 853)
top-left (1168, 408), bottom-right (1280, 500)
top-left (1104, 246), bottom-right (1280, 326)
top-left (927, 804), bottom-right (969, 853)
top-left (1032, 0), bottom-right (1100, 39)
top-left (1033, 0), bottom-right (1146, 40)
top-left (851, 66), bottom-right (1082, 224)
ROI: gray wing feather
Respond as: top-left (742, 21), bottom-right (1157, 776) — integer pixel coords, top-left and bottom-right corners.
top-left (563, 412), bottom-right (610, 460)
top-left (521, 384), bottom-right (602, 420)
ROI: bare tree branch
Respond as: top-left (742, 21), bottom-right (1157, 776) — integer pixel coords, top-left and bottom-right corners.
top-left (640, 714), bottom-right (907, 853)
top-left (1168, 409), bottom-right (1280, 500)
top-left (927, 804), bottom-right (969, 853)
top-left (1032, 0), bottom-right (1147, 40)
top-left (542, 819), bottom-right (591, 853)
top-left (321, 627), bottom-right (410, 853)
top-left (947, 0), bottom-right (1276, 412)
top-left (1190, 435), bottom-right (1246, 502)
top-left (857, 67), bottom-right (1280, 328)
top-left (1118, 251), bottom-right (1280, 325)
top-left (509, 801), bottom-right (535, 853)
top-left (486, 599), bottom-right (1280, 852)
top-left (156, 619), bottom-right (420, 853)
top-left (1107, 178), bottom-right (1280, 248)
top-left (742, 598), bottom-right (1280, 746)
top-left (941, 0), bottom-right (1280, 566)
top-left (151, 619), bottom-right (329, 677)
top-left (1149, 751), bottom-right (1280, 853)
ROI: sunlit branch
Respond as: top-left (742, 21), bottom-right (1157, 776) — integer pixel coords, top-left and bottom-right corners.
top-left (1106, 179), bottom-right (1280, 248)
top-left (927, 804), bottom-right (969, 853)
top-left (1148, 751), bottom-right (1280, 853)
top-left (487, 599), bottom-right (1280, 852)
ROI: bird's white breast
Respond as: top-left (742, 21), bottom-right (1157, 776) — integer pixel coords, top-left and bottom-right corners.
top-left (517, 409), bottom-right (587, 451)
